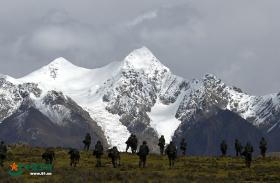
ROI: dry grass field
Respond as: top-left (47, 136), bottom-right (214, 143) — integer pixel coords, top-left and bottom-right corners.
top-left (0, 144), bottom-right (280, 183)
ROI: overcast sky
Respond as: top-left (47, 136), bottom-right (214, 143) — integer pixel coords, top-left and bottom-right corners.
top-left (0, 0), bottom-right (279, 95)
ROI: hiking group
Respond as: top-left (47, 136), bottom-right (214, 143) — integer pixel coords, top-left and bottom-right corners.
top-left (220, 137), bottom-right (268, 168)
top-left (0, 135), bottom-right (269, 169)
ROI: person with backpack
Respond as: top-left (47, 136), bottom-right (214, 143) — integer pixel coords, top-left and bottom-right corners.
top-left (93, 141), bottom-right (104, 167)
top-left (165, 141), bottom-right (177, 168)
top-left (158, 135), bottom-right (165, 155)
top-left (137, 141), bottom-right (149, 168)
top-left (242, 142), bottom-right (254, 168)
top-left (0, 141), bottom-right (7, 167)
top-left (125, 134), bottom-right (134, 153)
top-left (259, 137), bottom-right (267, 158)
top-left (68, 148), bottom-right (80, 167)
top-left (131, 135), bottom-right (138, 154)
top-left (234, 139), bottom-right (242, 157)
top-left (108, 146), bottom-right (121, 168)
top-left (180, 138), bottom-right (187, 156)
top-left (220, 140), bottom-right (228, 157)
top-left (42, 148), bottom-right (55, 165)
top-left (83, 133), bottom-right (91, 151)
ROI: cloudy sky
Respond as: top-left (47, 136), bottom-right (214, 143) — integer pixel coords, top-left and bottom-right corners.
top-left (0, 0), bottom-right (279, 95)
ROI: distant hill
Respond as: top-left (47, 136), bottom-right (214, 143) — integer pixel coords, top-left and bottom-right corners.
top-left (173, 109), bottom-right (264, 156)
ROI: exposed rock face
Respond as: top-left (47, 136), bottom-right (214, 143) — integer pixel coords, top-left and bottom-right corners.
top-left (99, 47), bottom-right (185, 151)
top-left (175, 74), bottom-right (280, 132)
top-left (0, 81), bottom-right (107, 149)
top-left (0, 78), bottom-right (42, 122)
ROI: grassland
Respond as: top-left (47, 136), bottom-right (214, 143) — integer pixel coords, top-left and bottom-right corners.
top-left (0, 144), bottom-right (280, 182)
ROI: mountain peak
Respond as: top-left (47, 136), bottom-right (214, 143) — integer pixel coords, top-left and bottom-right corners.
top-left (203, 73), bottom-right (220, 81)
top-left (48, 57), bottom-right (74, 67)
top-left (122, 47), bottom-right (169, 73)
top-left (128, 46), bottom-right (154, 56)
top-left (19, 57), bottom-right (89, 84)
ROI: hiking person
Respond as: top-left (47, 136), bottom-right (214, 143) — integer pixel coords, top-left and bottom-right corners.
top-left (68, 148), bottom-right (80, 167)
top-left (0, 141), bottom-right (7, 167)
top-left (180, 138), bottom-right (187, 156)
top-left (83, 133), bottom-right (91, 151)
top-left (165, 141), bottom-right (177, 168)
top-left (242, 142), bottom-right (254, 168)
top-left (93, 141), bottom-right (104, 167)
top-left (125, 134), bottom-right (134, 153)
top-left (42, 148), bottom-right (55, 165)
top-left (220, 140), bottom-right (228, 156)
top-left (259, 137), bottom-right (267, 158)
top-left (234, 139), bottom-right (242, 157)
top-left (137, 141), bottom-right (149, 168)
top-left (108, 146), bottom-right (121, 168)
top-left (131, 135), bottom-right (138, 154)
top-left (158, 135), bottom-right (165, 155)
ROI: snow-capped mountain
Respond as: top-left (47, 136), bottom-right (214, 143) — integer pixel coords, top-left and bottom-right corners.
top-left (0, 78), bottom-right (41, 122)
top-left (175, 74), bottom-right (280, 132)
top-left (11, 47), bottom-right (187, 151)
top-left (0, 92), bottom-right (107, 148)
top-left (0, 47), bottom-right (279, 153)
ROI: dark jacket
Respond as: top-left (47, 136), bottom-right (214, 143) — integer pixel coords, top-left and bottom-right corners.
top-left (94, 143), bottom-right (104, 156)
top-left (0, 144), bottom-right (7, 156)
top-left (158, 137), bottom-right (165, 147)
top-left (138, 144), bottom-right (149, 157)
top-left (165, 143), bottom-right (177, 158)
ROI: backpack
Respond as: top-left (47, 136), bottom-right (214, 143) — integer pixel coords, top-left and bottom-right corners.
top-left (95, 144), bottom-right (103, 155)
top-left (167, 144), bottom-right (177, 156)
top-left (73, 150), bottom-right (80, 158)
top-left (138, 145), bottom-right (149, 156)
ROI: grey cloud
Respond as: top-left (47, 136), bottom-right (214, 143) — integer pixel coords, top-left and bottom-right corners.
top-left (0, 0), bottom-right (280, 95)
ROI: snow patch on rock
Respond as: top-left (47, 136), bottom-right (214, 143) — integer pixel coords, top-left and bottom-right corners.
top-left (149, 91), bottom-right (185, 143)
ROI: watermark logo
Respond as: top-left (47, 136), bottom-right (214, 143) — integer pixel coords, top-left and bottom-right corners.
top-left (8, 162), bottom-right (23, 177)
top-left (8, 162), bottom-right (53, 177)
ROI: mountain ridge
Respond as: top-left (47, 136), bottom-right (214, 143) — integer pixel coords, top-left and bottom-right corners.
top-left (0, 47), bottom-right (279, 154)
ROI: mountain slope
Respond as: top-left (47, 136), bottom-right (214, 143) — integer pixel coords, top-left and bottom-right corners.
top-left (173, 109), bottom-right (264, 155)
top-left (0, 78), bottom-right (41, 122)
top-left (0, 47), bottom-right (279, 153)
top-left (176, 74), bottom-right (280, 133)
top-left (0, 92), bottom-right (107, 148)
top-left (14, 47), bottom-right (186, 151)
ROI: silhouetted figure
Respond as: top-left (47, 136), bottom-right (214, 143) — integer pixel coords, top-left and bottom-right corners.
top-left (259, 137), bottom-right (267, 158)
top-left (93, 141), bottom-right (104, 167)
top-left (0, 141), bottom-right (7, 167)
top-left (158, 135), bottom-right (165, 155)
top-left (220, 140), bottom-right (228, 156)
top-left (242, 142), bottom-right (254, 168)
top-left (165, 141), bottom-right (177, 168)
top-left (108, 146), bottom-right (120, 168)
top-left (83, 133), bottom-right (91, 151)
top-left (180, 138), bottom-right (187, 156)
top-left (42, 148), bottom-right (55, 165)
top-left (126, 134), bottom-right (134, 153)
top-left (68, 148), bottom-right (80, 167)
top-left (137, 141), bottom-right (149, 168)
top-left (131, 135), bottom-right (138, 154)
top-left (234, 139), bottom-right (242, 157)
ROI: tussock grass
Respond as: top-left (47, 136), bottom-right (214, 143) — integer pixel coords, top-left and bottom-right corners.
top-left (0, 146), bottom-right (280, 182)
